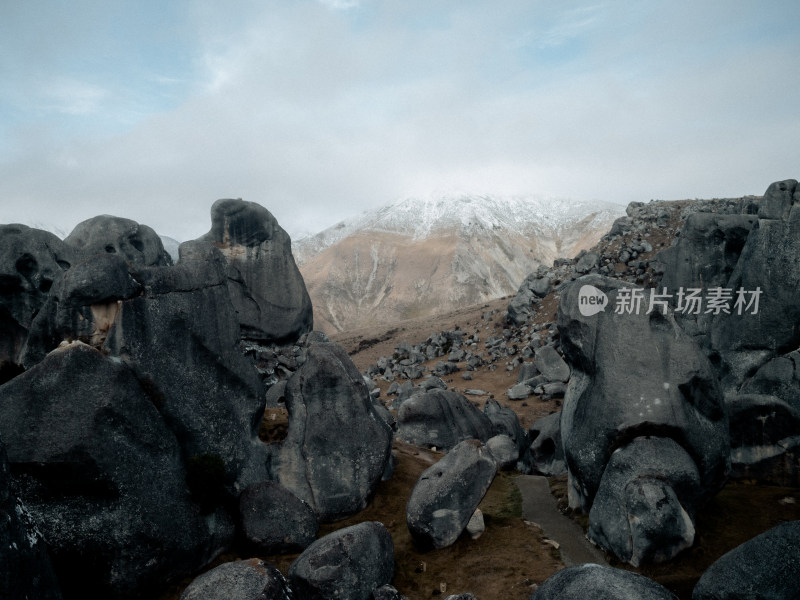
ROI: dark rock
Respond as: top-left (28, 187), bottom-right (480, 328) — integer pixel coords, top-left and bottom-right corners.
top-left (102, 241), bottom-right (268, 490)
top-left (507, 273), bottom-right (549, 325)
top-left (289, 521), bottom-right (394, 600)
top-left (507, 383), bottom-right (532, 400)
top-left (486, 435), bottom-right (519, 470)
top-left (531, 563), bottom-right (677, 599)
top-left (588, 437), bottom-right (701, 566)
top-left (757, 178), bottom-right (798, 220)
top-left (739, 350), bottom-right (800, 412)
top-left (0, 224), bottom-right (76, 376)
top-left (0, 344), bottom-right (233, 598)
top-left (0, 437), bottom-right (63, 600)
top-left (397, 389), bottom-right (494, 451)
top-left (710, 195), bottom-right (800, 391)
top-left (726, 394), bottom-right (800, 486)
top-left (575, 251), bottom-right (600, 274)
top-left (239, 482), bottom-right (318, 554)
top-left (518, 362), bottom-right (539, 383)
top-left (200, 198), bottom-right (312, 344)
top-left (483, 398), bottom-right (528, 455)
top-left (692, 521), bottom-right (800, 600)
top-left (372, 584), bottom-right (410, 600)
top-left (525, 412), bottom-right (566, 476)
top-left (269, 343), bottom-right (392, 522)
top-left (533, 345), bottom-right (570, 383)
top-left (421, 376), bottom-right (448, 390)
top-left (406, 440), bottom-right (497, 550)
top-left (557, 275), bottom-right (729, 564)
top-left (179, 559), bottom-right (292, 600)
top-left (266, 380), bottom-right (288, 408)
top-left (65, 215), bottom-right (172, 266)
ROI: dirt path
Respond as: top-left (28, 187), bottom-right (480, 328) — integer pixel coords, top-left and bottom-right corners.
top-left (516, 475), bottom-right (608, 567)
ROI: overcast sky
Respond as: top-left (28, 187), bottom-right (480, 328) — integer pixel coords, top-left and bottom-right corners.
top-left (1, 1), bottom-right (798, 241)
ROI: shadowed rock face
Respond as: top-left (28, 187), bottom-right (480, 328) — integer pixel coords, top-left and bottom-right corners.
top-left (180, 559), bottom-right (292, 600)
top-left (0, 225), bottom-right (75, 378)
top-left (64, 215), bottom-right (173, 266)
top-left (0, 344), bottom-right (233, 598)
top-left (268, 342), bottom-right (393, 522)
top-left (557, 275), bottom-right (730, 565)
top-left (200, 198), bottom-right (313, 344)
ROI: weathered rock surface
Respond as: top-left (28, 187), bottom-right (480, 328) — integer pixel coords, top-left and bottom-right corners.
top-left (486, 434), bottom-right (519, 470)
top-left (692, 520), bottom-right (800, 600)
top-left (397, 390), bottom-right (493, 451)
top-left (710, 199), bottom-right (800, 391)
top-left (64, 215), bottom-right (173, 266)
top-left (0, 224), bottom-right (75, 378)
top-left (588, 437), bottom-right (701, 566)
top-left (289, 521), bottom-right (394, 600)
top-left (0, 437), bottom-right (63, 600)
top-left (726, 394), bottom-right (800, 486)
top-left (269, 342), bottom-right (393, 522)
top-left (200, 198), bottom-right (312, 344)
top-left (372, 584), bottom-right (411, 600)
top-left (0, 344), bottom-right (233, 598)
top-left (239, 482), bottom-right (318, 554)
top-left (740, 350), bottom-right (800, 412)
top-left (756, 178), bottom-right (798, 221)
top-left (179, 559), bottom-right (292, 600)
top-left (557, 275), bottom-right (729, 564)
top-left (531, 563), bottom-right (677, 599)
top-left (483, 398), bottom-right (528, 455)
top-left (524, 412), bottom-right (566, 476)
top-left (406, 440), bottom-right (497, 550)
top-left (533, 345), bottom-right (570, 383)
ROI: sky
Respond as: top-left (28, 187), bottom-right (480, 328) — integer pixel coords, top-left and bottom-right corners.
top-left (1, 1), bottom-right (799, 241)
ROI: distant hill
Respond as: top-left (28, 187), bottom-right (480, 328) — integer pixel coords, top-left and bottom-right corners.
top-left (294, 194), bottom-right (623, 334)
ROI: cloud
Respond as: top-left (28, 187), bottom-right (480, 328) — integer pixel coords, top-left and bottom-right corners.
top-left (0, 1), bottom-right (799, 241)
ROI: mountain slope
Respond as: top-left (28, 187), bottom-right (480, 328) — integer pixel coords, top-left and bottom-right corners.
top-left (295, 194), bottom-right (623, 334)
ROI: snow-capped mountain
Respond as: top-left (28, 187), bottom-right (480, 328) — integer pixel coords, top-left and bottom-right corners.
top-left (295, 194), bottom-right (623, 334)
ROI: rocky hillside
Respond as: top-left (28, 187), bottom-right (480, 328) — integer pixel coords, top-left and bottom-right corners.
top-left (295, 194), bottom-right (622, 334)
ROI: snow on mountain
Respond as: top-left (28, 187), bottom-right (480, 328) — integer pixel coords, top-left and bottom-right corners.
top-left (294, 194), bottom-right (623, 265)
top-left (295, 193), bottom-right (624, 334)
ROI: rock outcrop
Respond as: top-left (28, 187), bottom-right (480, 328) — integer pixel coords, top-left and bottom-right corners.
top-left (397, 390), bottom-right (493, 451)
top-left (0, 225), bottom-right (75, 379)
top-left (238, 481), bottom-right (318, 553)
top-left (268, 342), bottom-right (393, 522)
top-left (200, 198), bottom-right (312, 344)
top-left (406, 439), bottom-right (497, 550)
top-left (289, 522), bottom-right (394, 600)
top-left (64, 215), bottom-right (173, 266)
top-left (524, 412), bottom-right (566, 477)
top-left (557, 275), bottom-right (730, 565)
top-left (0, 343), bottom-right (233, 598)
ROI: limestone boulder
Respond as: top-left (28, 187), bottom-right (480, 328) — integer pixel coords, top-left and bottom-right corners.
top-left (200, 198), bottom-right (312, 344)
top-left (180, 559), bottom-right (292, 600)
top-left (398, 389), bottom-right (493, 451)
top-left (268, 342), bottom-right (392, 522)
top-left (64, 215), bottom-right (172, 266)
top-left (531, 564), bottom-right (677, 600)
top-left (406, 440), bottom-right (497, 550)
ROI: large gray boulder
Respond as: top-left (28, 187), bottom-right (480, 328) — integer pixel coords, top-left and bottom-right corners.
top-left (268, 342), bottom-right (393, 522)
top-left (289, 521), bottom-right (394, 600)
top-left (239, 481), bottom-right (318, 554)
top-left (531, 564), bottom-right (677, 600)
top-left (0, 224), bottom-right (75, 378)
top-left (588, 437), bottom-right (701, 566)
top-left (406, 439), bottom-right (497, 550)
top-left (64, 214), bottom-right (173, 266)
top-left (534, 345), bottom-right (570, 383)
top-left (397, 389), bottom-right (493, 451)
top-left (200, 198), bottom-right (312, 344)
top-left (739, 349), bottom-right (800, 412)
top-left (524, 412), bottom-right (566, 476)
top-left (0, 343), bottom-right (233, 598)
top-left (507, 272), bottom-right (551, 325)
top-left (710, 197), bottom-right (800, 391)
top-left (0, 437), bottom-right (63, 600)
top-left (180, 559), bottom-right (292, 600)
top-left (557, 275), bottom-right (730, 564)
top-left (756, 178), bottom-right (798, 220)
top-left (22, 241), bottom-right (267, 492)
top-left (483, 398), bottom-right (528, 455)
top-left (692, 520), bottom-right (800, 600)
top-left (727, 394), bottom-right (800, 486)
